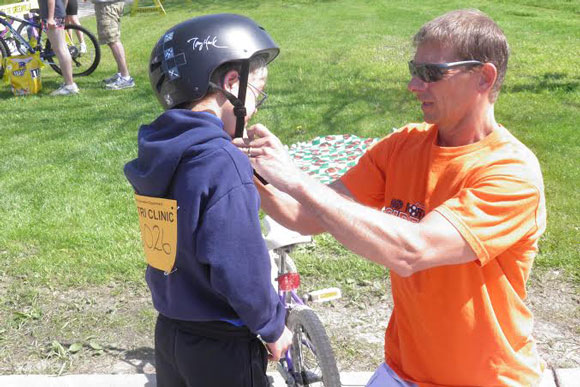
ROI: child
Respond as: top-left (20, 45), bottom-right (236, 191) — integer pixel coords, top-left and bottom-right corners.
top-left (124, 14), bottom-right (292, 387)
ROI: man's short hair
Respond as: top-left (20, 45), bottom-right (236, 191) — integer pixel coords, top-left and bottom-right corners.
top-left (413, 9), bottom-right (509, 101)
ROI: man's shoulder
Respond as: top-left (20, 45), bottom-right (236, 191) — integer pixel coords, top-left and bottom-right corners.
top-left (476, 126), bottom-right (544, 189)
top-left (370, 122), bottom-right (434, 152)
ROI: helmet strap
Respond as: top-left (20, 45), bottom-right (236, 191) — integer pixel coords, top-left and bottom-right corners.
top-left (208, 66), bottom-right (269, 185)
top-left (234, 61), bottom-right (250, 138)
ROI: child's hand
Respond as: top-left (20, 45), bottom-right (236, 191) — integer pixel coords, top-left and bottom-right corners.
top-left (266, 326), bottom-right (293, 361)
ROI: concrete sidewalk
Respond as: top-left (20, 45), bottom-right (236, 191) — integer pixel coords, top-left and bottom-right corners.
top-left (1, 369), bottom-right (579, 387)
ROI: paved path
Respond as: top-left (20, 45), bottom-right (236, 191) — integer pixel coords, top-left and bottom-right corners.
top-left (77, 0), bottom-right (133, 19)
top-left (0, 369), bottom-right (579, 387)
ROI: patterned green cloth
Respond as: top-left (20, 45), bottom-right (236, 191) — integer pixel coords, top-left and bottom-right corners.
top-left (288, 134), bottom-right (379, 184)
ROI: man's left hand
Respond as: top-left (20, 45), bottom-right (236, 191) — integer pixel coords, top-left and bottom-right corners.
top-left (232, 124), bottom-right (302, 193)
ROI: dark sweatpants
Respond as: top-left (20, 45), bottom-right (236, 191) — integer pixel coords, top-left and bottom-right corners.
top-left (154, 314), bottom-right (270, 387)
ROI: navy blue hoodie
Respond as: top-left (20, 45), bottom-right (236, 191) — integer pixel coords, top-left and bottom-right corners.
top-left (124, 110), bottom-right (285, 343)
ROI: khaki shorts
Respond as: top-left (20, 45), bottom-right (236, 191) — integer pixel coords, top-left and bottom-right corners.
top-left (95, 2), bottom-right (125, 45)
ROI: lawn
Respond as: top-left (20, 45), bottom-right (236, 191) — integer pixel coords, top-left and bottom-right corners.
top-left (0, 0), bottom-right (578, 374)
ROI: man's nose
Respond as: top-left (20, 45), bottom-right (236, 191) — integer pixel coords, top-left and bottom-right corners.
top-left (407, 76), bottom-right (427, 93)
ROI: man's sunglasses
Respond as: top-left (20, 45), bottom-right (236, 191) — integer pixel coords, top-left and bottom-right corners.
top-left (408, 60), bottom-right (484, 83)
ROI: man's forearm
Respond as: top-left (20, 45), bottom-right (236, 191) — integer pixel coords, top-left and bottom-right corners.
top-left (255, 178), bottom-right (326, 235)
top-left (288, 175), bottom-right (424, 276)
top-left (286, 174), bottom-right (477, 276)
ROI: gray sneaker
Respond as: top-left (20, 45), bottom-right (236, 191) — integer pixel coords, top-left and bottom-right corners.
top-left (105, 76), bottom-right (135, 90)
top-left (51, 83), bottom-right (80, 96)
top-left (103, 73), bottom-right (121, 85)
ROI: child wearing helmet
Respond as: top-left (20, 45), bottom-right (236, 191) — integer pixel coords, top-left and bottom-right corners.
top-left (124, 14), bottom-right (292, 387)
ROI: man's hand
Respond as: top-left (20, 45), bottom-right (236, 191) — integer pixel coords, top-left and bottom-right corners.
top-left (233, 124), bottom-right (302, 194)
top-left (46, 18), bottom-right (57, 30)
top-left (265, 326), bottom-right (293, 361)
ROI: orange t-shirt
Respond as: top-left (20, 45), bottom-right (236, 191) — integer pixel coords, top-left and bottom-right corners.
top-left (340, 123), bottom-right (546, 386)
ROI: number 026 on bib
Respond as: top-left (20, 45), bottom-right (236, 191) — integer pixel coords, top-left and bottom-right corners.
top-left (134, 194), bottom-right (178, 273)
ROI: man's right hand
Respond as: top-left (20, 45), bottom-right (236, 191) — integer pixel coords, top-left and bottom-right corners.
top-left (233, 124), bottom-right (304, 195)
top-left (266, 326), bottom-right (293, 361)
top-left (46, 18), bottom-right (57, 30)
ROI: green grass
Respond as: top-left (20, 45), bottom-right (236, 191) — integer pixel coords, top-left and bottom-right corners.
top-left (0, 0), bottom-right (578, 295)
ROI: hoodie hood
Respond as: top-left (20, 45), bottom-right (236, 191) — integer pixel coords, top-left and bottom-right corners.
top-left (124, 110), bottom-right (230, 197)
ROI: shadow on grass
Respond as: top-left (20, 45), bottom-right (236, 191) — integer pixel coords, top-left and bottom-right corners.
top-left (122, 346), bottom-right (156, 373)
top-left (268, 65), bottom-right (413, 139)
top-left (504, 72), bottom-right (579, 94)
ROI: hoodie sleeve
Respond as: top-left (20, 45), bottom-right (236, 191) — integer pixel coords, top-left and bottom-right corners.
top-left (195, 183), bottom-right (286, 343)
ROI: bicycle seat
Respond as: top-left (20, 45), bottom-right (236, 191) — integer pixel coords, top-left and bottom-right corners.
top-left (263, 216), bottom-right (312, 250)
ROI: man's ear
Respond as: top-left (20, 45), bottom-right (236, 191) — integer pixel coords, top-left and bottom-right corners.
top-left (223, 70), bottom-right (240, 93)
top-left (478, 62), bottom-right (497, 95)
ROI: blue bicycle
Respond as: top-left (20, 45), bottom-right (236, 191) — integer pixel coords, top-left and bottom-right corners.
top-left (0, 9), bottom-right (100, 78)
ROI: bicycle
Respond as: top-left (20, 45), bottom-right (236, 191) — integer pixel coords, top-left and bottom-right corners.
top-left (264, 216), bottom-right (342, 387)
top-left (0, 9), bottom-right (100, 79)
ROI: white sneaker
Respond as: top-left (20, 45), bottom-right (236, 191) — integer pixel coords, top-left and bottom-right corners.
top-left (51, 83), bottom-right (80, 96)
top-left (103, 73), bottom-right (121, 85)
top-left (79, 42), bottom-right (87, 54)
top-left (105, 76), bottom-right (135, 90)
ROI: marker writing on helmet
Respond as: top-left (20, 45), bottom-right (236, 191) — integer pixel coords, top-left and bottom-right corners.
top-left (187, 36), bottom-right (228, 51)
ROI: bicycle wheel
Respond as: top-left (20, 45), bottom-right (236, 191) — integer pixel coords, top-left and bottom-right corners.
top-left (44, 24), bottom-right (100, 77)
top-left (286, 305), bottom-right (341, 387)
top-left (0, 38), bottom-right (8, 79)
top-left (15, 21), bottom-right (41, 55)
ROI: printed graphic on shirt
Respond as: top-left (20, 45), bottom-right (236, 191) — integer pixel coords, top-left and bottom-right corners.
top-left (134, 194), bottom-right (178, 273)
top-left (383, 199), bottom-right (425, 223)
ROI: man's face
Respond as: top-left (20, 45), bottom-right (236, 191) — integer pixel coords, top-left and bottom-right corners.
top-left (407, 42), bottom-right (480, 131)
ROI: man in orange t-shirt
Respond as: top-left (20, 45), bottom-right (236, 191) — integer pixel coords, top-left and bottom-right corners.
top-left (234, 9), bottom-right (546, 386)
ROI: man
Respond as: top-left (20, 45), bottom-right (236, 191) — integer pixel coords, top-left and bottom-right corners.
top-left (90, 0), bottom-right (134, 89)
top-left (234, 9), bottom-right (546, 386)
top-left (39, 0), bottom-right (79, 95)
top-left (124, 14), bottom-right (291, 387)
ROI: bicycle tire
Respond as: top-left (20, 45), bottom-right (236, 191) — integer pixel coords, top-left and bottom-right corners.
top-left (43, 24), bottom-right (100, 77)
top-left (0, 38), bottom-right (8, 79)
top-left (0, 38), bottom-right (10, 80)
top-left (286, 305), bottom-right (341, 387)
top-left (15, 21), bottom-right (39, 56)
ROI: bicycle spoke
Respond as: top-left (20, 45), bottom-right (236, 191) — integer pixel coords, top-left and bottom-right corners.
top-left (294, 326), bottom-right (326, 386)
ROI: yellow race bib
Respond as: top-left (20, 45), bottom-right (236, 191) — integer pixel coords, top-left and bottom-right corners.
top-left (134, 194), bottom-right (178, 273)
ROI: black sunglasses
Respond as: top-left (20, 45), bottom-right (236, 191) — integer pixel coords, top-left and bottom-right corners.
top-left (408, 60), bottom-right (484, 83)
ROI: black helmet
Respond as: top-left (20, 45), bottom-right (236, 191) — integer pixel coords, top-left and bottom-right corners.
top-left (149, 13), bottom-right (279, 130)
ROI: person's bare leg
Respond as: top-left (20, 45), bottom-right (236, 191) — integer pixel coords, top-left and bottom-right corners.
top-left (46, 28), bottom-right (74, 85)
top-left (65, 15), bottom-right (85, 43)
top-left (108, 41), bottom-right (129, 77)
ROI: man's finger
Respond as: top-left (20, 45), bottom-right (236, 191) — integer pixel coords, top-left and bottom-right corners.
top-left (249, 123), bottom-right (272, 138)
top-left (233, 136), bottom-right (270, 151)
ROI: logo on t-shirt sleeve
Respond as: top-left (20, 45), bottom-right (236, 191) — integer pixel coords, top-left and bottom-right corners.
top-left (383, 199), bottom-right (426, 222)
